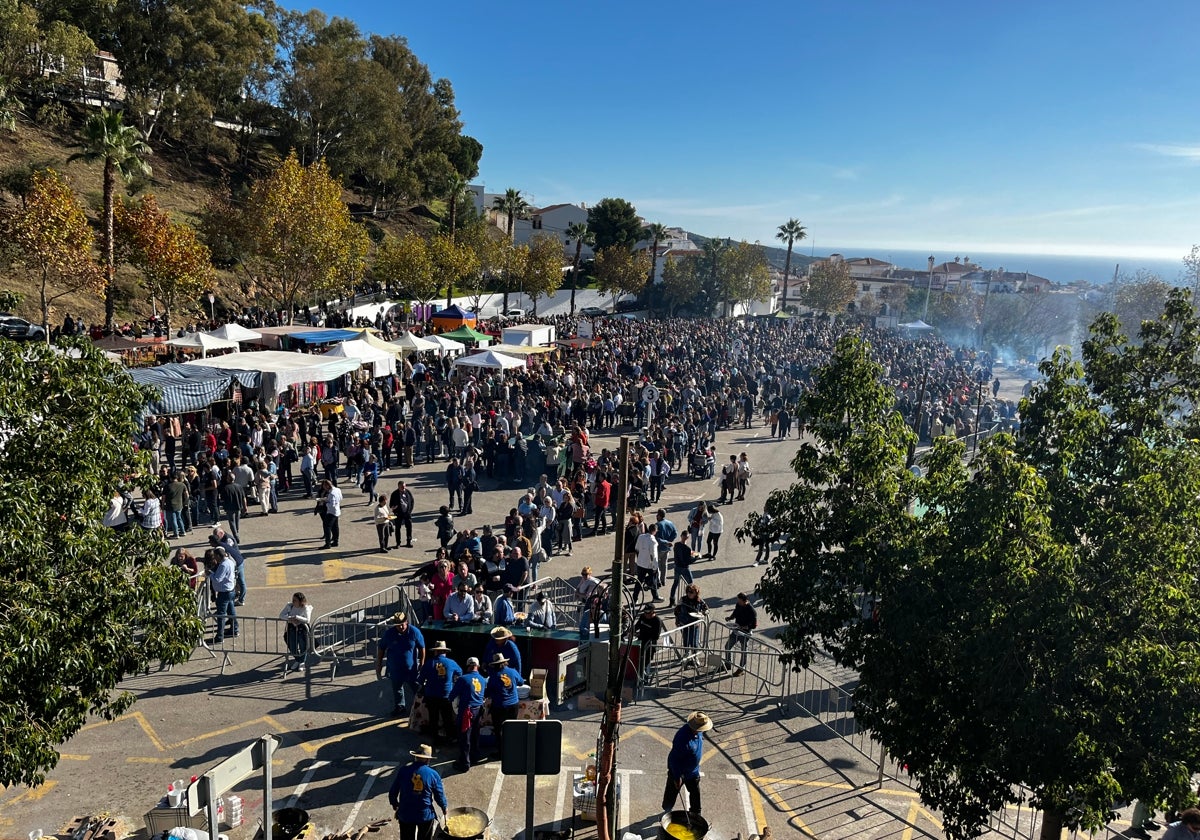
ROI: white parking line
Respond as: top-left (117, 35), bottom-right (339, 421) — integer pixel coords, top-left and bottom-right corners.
top-left (553, 767), bottom-right (583, 829)
top-left (284, 759), bottom-right (329, 809)
top-left (485, 764), bottom-right (505, 819)
top-left (615, 768), bottom-right (644, 833)
top-left (729, 773), bottom-right (757, 838)
top-left (340, 763), bottom-right (389, 836)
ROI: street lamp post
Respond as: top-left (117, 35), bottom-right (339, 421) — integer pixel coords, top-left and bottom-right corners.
top-left (923, 256), bottom-right (934, 321)
top-left (207, 292), bottom-right (216, 323)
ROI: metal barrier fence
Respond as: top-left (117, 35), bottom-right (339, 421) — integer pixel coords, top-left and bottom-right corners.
top-left (641, 620), bottom-right (789, 704)
top-left (783, 653), bottom-right (881, 770)
top-left (310, 585), bottom-right (411, 677)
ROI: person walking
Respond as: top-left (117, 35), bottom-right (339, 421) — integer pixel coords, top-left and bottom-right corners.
top-left (376, 611), bottom-right (426, 717)
top-left (279, 592), bottom-right (312, 673)
top-left (374, 494), bottom-right (396, 551)
top-left (318, 479), bottom-right (343, 548)
top-left (218, 471), bottom-right (246, 543)
top-left (390, 480), bottom-right (416, 547)
top-left (735, 452), bottom-right (751, 500)
top-left (661, 711), bottom-right (713, 817)
top-left (705, 505), bottom-right (724, 559)
top-left (485, 652), bottom-right (525, 759)
top-left (449, 657), bottom-right (486, 771)
top-left (725, 592), bottom-right (757, 674)
top-left (634, 523), bottom-right (662, 602)
top-left (669, 536), bottom-right (699, 605)
top-left (418, 640), bottom-right (462, 745)
top-left (388, 744), bottom-right (447, 840)
top-left (633, 603), bottom-right (666, 685)
top-left (592, 473), bottom-right (611, 536)
top-left (719, 455), bottom-right (738, 504)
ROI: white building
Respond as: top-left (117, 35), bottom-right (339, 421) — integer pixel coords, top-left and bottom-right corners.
top-left (635, 227), bottom-right (702, 283)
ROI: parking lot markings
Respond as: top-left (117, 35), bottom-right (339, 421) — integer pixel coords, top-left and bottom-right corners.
top-left (340, 762), bottom-right (389, 836)
top-left (285, 759), bottom-right (330, 809)
top-left (729, 774), bottom-right (759, 839)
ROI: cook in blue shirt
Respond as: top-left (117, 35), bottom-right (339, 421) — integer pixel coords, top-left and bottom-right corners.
top-left (418, 641), bottom-right (462, 743)
top-left (449, 657), bottom-right (486, 770)
top-left (375, 612), bottom-right (425, 716)
top-left (493, 587), bottom-right (518, 626)
top-left (389, 745), bottom-right (446, 831)
top-left (662, 711), bottom-right (713, 817)
top-left (485, 652), bottom-right (526, 758)
top-left (485, 626), bottom-right (522, 675)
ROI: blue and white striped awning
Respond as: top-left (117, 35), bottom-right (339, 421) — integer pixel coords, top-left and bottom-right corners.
top-left (128, 364), bottom-right (254, 415)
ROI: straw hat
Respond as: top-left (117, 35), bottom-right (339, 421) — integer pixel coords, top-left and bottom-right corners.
top-left (391, 611), bottom-right (407, 624)
top-left (490, 626), bottom-right (513, 640)
top-left (687, 712), bottom-right (714, 732)
top-left (410, 744), bottom-right (434, 761)
top-left (430, 640), bottom-right (450, 653)
top-left (489, 652), bottom-right (509, 667)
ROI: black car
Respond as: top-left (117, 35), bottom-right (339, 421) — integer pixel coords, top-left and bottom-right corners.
top-left (614, 299), bottom-right (642, 313)
top-left (579, 306), bottom-right (608, 317)
top-left (0, 314), bottom-right (47, 340)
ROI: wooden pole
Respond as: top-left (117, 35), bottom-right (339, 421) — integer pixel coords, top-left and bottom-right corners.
top-left (596, 435), bottom-right (631, 840)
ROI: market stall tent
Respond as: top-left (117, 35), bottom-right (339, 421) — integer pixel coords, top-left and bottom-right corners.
top-left (323, 338), bottom-right (396, 378)
top-left (424, 334), bottom-right (467, 355)
top-left (350, 328), bottom-right (412, 357)
top-left (451, 349), bottom-right (525, 370)
top-left (489, 343), bottom-right (553, 356)
top-left (389, 331), bottom-right (440, 354)
top-left (186, 350), bottom-right (361, 395)
top-left (899, 319), bottom-right (936, 331)
top-left (128, 363), bottom-right (251, 415)
top-left (207, 323), bottom-right (264, 342)
top-left (441, 325), bottom-right (493, 346)
top-left (166, 332), bottom-right (241, 358)
top-left (431, 304), bottom-right (477, 332)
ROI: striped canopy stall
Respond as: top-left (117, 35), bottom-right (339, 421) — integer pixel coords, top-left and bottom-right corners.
top-left (128, 364), bottom-right (248, 415)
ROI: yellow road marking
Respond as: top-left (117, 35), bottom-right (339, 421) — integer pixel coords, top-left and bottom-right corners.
top-left (299, 717), bottom-right (402, 754)
top-left (902, 798), bottom-right (921, 840)
top-left (126, 757), bottom-right (177, 764)
top-left (733, 732), bottom-right (815, 838)
top-left (59, 754), bottom-right (89, 761)
top-left (323, 559), bottom-right (399, 582)
top-left (917, 806), bottom-right (944, 830)
top-left (265, 552), bottom-right (288, 587)
top-left (169, 715), bottom-right (289, 750)
top-left (0, 779), bottom-right (59, 821)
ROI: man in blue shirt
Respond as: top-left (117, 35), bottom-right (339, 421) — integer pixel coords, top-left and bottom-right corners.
top-left (654, 509), bottom-right (678, 592)
top-left (485, 652), bottom-right (525, 759)
top-left (492, 586), bottom-right (518, 627)
top-left (662, 711), bottom-right (712, 817)
top-left (389, 744), bottom-right (447, 840)
top-left (485, 626), bottom-right (522, 676)
top-left (375, 612), bottom-right (425, 717)
top-left (449, 657), bottom-right (486, 771)
top-left (418, 640), bottom-right (462, 744)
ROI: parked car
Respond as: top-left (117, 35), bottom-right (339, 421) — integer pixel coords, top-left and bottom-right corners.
top-left (579, 306), bottom-right (608, 317)
top-left (0, 314), bottom-right (46, 341)
top-left (501, 308), bottom-right (526, 319)
top-left (614, 298), bottom-right (642, 313)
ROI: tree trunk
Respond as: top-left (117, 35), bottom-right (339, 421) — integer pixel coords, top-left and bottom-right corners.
top-left (782, 245), bottom-right (793, 311)
top-left (570, 241), bottom-right (582, 315)
top-left (1039, 808), bottom-right (1064, 840)
top-left (103, 161), bottom-right (116, 331)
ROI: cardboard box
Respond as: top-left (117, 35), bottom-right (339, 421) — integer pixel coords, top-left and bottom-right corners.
top-left (529, 668), bottom-right (548, 699)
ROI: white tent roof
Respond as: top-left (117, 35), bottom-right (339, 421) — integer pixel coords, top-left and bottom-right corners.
top-left (899, 320), bottom-right (935, 330)
top-left (323, 338), bottom-right (396, 378)
top-left (166, 332), bottom-right (241, 357)
top-left (451, 349), bottom-right (525, 370)
top-left (185, 350), bottom-right (361, 393)
top-left (425, 334), bottom-right (466, 355)
top-left (206, 323), bottom-right (263, 342)
top-left (389, 332), bottom-right (440, 353)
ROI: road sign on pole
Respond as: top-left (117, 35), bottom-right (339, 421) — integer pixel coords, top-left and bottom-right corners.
top-left (500, 720), bottom-right (563, 840)
top-left (187, 734), bottom-right (279, 840)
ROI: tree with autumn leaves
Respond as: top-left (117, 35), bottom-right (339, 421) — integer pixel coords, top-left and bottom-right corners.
top-left (593, 246), bottom-right (651, 310)
top-left (0, 168), bottom-right (101, 338)
top-left (114, 195), bottom-right (213, 335)
top-left (242, 153), bottom-right (369, 322)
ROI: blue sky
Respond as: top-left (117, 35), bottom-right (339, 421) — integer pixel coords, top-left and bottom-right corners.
top-left (307, 0), bottom-right (1200, 260)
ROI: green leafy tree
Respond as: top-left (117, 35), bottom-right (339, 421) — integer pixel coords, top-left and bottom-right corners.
top-left (443, 172), bottom-right (470, 245)
top-left (0, 168), bottom-right (102, 335)
top-left (565, 220), bottom-right (594, 315)
top-left (643, 221), bottom-right (668, 286)
top-left (375, 231), bottom-right (438, 308)
top-left (803, 257), bottom-right (856, 314)
top-left (1111, 269), bottom-right (1174, 339)
top-left (69, 109), bottom-right (152, 331)
top-left (587, 197), bottom-right (642, 252)
top-left (492, 187), bottom-right (528, 245)
top-left (428, 232), bottom-right (478, 308)
top-left (519, 232), bottom-right (564, 316)
top-left (0, 339), bottom-right (201, 787)
top-left (776, 218), bottom-right (807, 310)
top-left (721, 239), bottom-right (771, 315)
top-left (457, 219), bottom-right (503, 312)
top-left (699, 238), bottom-right (730, 316)
top-left (757, 293), bottom-right (1200, 840)
top-left (243, 153), bottom-right (368, 320)
top-left (0, 75), bottom-right (20, 131)
top-left (661, 255), bottom-right (702, 316)
top-left (114, 194), bottom-right (214, 336)
top-left (593, 246), bottom-right (651, 309)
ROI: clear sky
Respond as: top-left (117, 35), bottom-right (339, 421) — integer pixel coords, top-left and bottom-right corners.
top-left (306, 0), bottom-right (1200, 260)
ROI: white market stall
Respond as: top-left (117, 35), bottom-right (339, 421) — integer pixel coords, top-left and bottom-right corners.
top-left (451, 349), bottom-right (526, 371)
top-left (166, 332), bottom-right (241, 358)
top-left (425, 334), bottom-right (467, 355)
top-left (206, 323), bottom-right (264, 343)
top-left (323, 338), bottom-right (396, 378)
top-left (186, 350), bottom-right (362, 404)
top-left (389, 331), bottom-right (440, 354)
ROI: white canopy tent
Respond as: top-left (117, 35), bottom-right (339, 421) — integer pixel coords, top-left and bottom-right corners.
top-left (899, 320), bottom-right (936, 331)
top-left (186, 350), bottom-right (361, 394)
top-left (451, 349), bottom-right (525, 370)
top-left (206, 323), bottom-right (263, 343)
top-left (425, 334), bottom-right (467, 355)
top-left (323, 338), bottom-right (396, 378)
top-left (389, 331), bottom-right (440, 354)
top-left (166, 332), bottom-right (241, 358)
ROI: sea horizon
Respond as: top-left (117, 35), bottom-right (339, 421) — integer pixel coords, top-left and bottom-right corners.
top-left (814, 246), bottom-right (1187, 287)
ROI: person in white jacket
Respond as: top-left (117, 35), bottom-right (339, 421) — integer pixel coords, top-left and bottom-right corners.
top-left (279, 592), bottom-right (313, 672)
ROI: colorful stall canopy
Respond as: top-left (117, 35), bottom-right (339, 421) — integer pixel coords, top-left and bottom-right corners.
top-left (431, 304), bottom-right (478, 331)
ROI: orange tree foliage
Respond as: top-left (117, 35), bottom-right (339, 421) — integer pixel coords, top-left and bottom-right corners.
top-left (114, 194), bottom-right (213, 332)
top-left (244, 153), bottom-right (368, 321)
top-left (0, 168), bottom-right (100, 335)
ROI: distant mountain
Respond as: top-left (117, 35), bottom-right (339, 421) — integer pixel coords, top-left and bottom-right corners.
top-left (684, 231), bottom-right (819, 273)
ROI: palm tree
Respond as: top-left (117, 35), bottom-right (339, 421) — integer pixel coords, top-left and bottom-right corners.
top-left (704, 238), bottom-right (730, 317)
top-left (70, 110), bottom-right (152, 330)
top-left (492, 188), bottom-right (529, 312)
top-left (775, 218), bottom-right (807, 312)
top-left (445, 174), bottom-right (471, 306)
top-left (566, 221), bottom-right (593, 315)
top-left (644, 222), bottom-right (668, 289)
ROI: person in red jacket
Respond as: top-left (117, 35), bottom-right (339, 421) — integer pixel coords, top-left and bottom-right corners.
top-left (592, 473), bottom-right (612, 536)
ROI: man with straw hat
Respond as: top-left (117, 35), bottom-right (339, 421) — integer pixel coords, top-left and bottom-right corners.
top-left (375, 611), bottom-right (425, 718)
top-left (662, 711), bottom-right (713, 817)
top-left (484, 624), bottom-right (522, 675)
top-left (388, 743), bottom-right (447, 840)
top-left (485, 651), bottom-right (525, 759)
top-left (418, 640), bottom-right (462, 744)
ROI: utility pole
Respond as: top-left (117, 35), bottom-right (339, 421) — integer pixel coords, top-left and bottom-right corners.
top-left (596, 436), bottom-right (631, 840)
top-left (923, 255), bottom-right (934, 321)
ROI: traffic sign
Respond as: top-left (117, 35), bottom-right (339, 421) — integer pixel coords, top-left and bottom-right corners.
top-left (642, 385), bottom-right (660, 404)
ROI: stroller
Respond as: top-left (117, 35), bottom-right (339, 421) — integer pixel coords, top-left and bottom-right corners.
top-left (688, 451), bottom-right (708, 479)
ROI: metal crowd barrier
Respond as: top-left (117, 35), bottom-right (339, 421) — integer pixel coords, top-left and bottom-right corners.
top-left (640, 619), bottom-right (788, 705)
top-left (309, 585), bottom-right (412, 677)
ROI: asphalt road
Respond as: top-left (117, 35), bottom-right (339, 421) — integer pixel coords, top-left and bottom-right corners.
top-left (1, 364), bottom-right (1063, 840)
